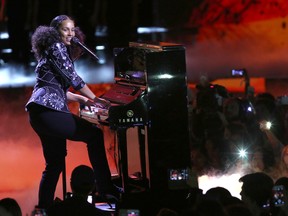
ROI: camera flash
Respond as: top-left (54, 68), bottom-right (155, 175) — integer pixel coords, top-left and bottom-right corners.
top-left (266, 121), bottom-right (272, 130)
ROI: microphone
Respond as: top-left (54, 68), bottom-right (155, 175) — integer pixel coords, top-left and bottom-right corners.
top-left (71, 37), bottom-right (99, 60)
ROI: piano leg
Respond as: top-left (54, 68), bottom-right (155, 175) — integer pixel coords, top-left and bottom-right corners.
top-left (117, 128), bottom-right (129, 193)
top-left (138, 126), bottom-right (147, 180)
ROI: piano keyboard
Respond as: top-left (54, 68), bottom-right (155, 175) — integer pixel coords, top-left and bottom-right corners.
top-left (79, 106), bottom-right (109, 125)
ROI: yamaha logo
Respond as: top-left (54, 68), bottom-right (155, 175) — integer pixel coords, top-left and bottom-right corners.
top-left (126, 110), bottom-right (134, 117)
top-left (118, 110), bottom-right (143, 124)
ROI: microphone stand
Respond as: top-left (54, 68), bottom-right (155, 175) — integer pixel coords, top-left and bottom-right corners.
top-left (72, 37), bottom-right (99, 61)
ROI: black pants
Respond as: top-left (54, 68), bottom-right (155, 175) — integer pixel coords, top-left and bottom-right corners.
top-left (28, 104), bottom-right (113, 209)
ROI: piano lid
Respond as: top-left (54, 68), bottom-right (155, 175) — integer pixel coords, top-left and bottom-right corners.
top-left (114, 46), bottom-right (148, 85)
top-left (113, 42), bottom-right (185, 85)
top-left (129, 41), bottom-right (184, 51)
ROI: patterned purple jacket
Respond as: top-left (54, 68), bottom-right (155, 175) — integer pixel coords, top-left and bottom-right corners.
top-left (26, 42), bottom-right (85, 113)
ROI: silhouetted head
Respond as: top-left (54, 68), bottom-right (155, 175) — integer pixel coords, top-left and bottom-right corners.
top-left (239, 172), bottom-right (273, 207)
top-left (205, 186), bottom-right (232, 204)
top-left (70, 165), bottom-right (95, 196)
top-left (0, 197), bottom-right (22, 216)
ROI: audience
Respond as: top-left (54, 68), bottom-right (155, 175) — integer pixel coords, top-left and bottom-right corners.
top-left (205, 188), bottom-right (254, 216)
top-left (190, 82), bottom-right (288, 176)
top-left (205, 186), bottom-right (232, 205)
top-left (185, 82), bottom-right (288, 216)
top-left (47, 164), bottom-right (106, 216)
top-left (156, 208), bottom-right (179, 216)
top-left (254, 93), bottom-right (285, 144)
top-left (239, 172), bottom-right (274, 216)
top-left (273, 177), bottom-right (288, 216)
top-left (273, 146), bottom-right (288, 179)
top-left (191, 196), bottom-right (229, 216)
top-left (0, 198), bottom-right (22, 216)
top-left (225, 203), bottom-right (253, 216)
top-left (248, 145), bottom-right (275, 174)
top-left (275, 177), bottom-right (288, 191)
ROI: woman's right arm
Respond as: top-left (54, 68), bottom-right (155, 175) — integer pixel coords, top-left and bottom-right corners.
top-left (67, 85), bottom-right (111, 109)
top-left (78, 85), bottom-right (111, 109)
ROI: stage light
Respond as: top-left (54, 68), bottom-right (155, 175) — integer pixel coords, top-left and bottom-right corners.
top-left (238, 148), bottom-right (248, 158)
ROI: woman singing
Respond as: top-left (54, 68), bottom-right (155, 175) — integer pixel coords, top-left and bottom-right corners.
top-left (26, 15), bottom-right (117, 209)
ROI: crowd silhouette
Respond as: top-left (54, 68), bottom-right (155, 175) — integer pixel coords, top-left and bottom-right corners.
top-left (47, 165), bottom-right (107, 216)
top-left (184, 76), bottom-right (288, 215)
top-left (0, 197), bottom-right (22, 216)
top-left (190, 77), bottom-right (288, 179)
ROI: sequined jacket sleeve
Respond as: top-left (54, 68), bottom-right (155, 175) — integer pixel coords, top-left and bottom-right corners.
top-left (25, 42), bottom-right (86, 113)
top-left (47, 43), bottom-right (85, 90)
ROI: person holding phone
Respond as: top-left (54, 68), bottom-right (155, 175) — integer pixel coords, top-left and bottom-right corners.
top-left (273, 177), bottom-right (288, 215)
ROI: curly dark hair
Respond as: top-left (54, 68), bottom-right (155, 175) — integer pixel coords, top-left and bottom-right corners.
top-left (31, 26), bottom-right (60, 60)
top-left (31, 15), bottom-right (86, 61)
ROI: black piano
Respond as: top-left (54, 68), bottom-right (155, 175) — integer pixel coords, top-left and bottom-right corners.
top-left (80, 41), bottom-right (192, 214)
